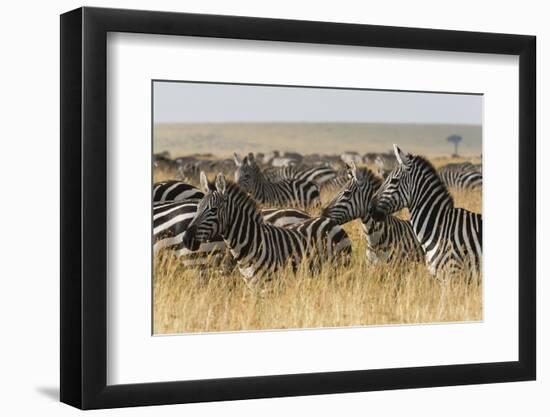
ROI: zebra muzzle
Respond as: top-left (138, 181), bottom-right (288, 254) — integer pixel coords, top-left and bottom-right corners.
top-left (182, 227), bottom-right (200, 251)
top-left (368, 202), bottom-right (387, 222)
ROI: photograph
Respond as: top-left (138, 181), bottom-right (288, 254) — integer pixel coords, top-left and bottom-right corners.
top-left (152, 81), bottom-right (483, 335)
top-left (52, 3), bottom-right (539, 412)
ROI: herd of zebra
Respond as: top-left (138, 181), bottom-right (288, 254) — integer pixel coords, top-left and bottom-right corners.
top-left (153, 145), bottom-right (483, 285)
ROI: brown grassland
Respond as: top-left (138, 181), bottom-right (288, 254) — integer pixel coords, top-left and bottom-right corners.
top-left (154, 122), bottom-right (482, 157)
top-left (153, 155), bottom-right (482, 335)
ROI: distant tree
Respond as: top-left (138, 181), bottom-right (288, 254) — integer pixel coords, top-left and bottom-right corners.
top-left (447, 134), bottom-right (462, 157)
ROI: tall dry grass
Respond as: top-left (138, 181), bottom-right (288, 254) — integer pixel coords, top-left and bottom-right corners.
top-left (153, 157), bottom-right (482, 335)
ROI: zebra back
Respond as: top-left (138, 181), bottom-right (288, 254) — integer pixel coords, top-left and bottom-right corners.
top-left (438, 169), bottom-right (482, 190)
top-left (264, 164), bottom-right (337, 186)
top-left (153, 181), bottom-right (205, 203)
top-left (234, 153), bottom-right (321, 208)
top-left (320, 168), bottom-right (350, 192)
top-left (261, 208), bottom-right (311, 227)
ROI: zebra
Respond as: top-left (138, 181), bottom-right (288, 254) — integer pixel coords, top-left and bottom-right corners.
top-left (261, 160), bottom-right (348, 192)
top-left (369, 145), bottom-right (482, 278)
top-left (263, 164), bottom-right (337, 188)
top-left (153, 200), bottom-right (226, 268)
top-left (154, 175), bottom-right (313, 271)
top-left (322, 163), bottom-right (424, 264)
top-left (181, 173), bottom-right (352, 285)
top-left (153, 180), bottom-right (206, 203)
top-left (439, 161), bottom-right (482, 172)
top-left (316, 167), bottom-right (357, 193)
top-left (261, 207), bottom-right (312, 227)
top-left (233, 153), bottom-right (320, 209)
top-left (177, 158), bottom-right (235, 184)
top-left (438, 165), bottom-right (482, 190)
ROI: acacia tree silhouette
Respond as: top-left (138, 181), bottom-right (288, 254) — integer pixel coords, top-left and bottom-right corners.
top-left (447, 134), bottom-right (462, 157)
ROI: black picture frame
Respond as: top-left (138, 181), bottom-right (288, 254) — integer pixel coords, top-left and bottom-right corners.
top-left (60, 6), bottom-right (536, 410)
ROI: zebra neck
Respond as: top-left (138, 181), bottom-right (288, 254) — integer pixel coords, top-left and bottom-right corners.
top-left (223, 210), bottom-right (265, 264)
top-left (408, 185), bottom-right (453, 246)
top-left (360, 185), bottom-right (384, 234)
top-left (254, 174), bottom-right (276, 198)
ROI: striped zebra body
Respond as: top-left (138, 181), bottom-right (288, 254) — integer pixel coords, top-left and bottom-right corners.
top-left (154, 199), bottom-right (314, 271)
top-left (288, 217), bottom-right (353, 265)
top-left (250, 177), bottom-right (320, 209)
top-left (440, 161), bottom-right (481, 172)
top-left (153, 180), bottom-right (205, 203)
top-left (234, 153), bottom-right (320, 208)
top-left (261, 208), bottom-right (311, 227)
top-left (322, 164), bottom-right (424, 264)
top-left (264, 165), bottom-right (337, 187)
top-left (361, 216), bottom-right (423, 264)
top-left (321, 168), bottom-right (351, 192)
top-left (182, 175), bottom-right (351, 284)
top-left (438, 168), bottom-right (482, 190)
top-left (370, 145), bottom-right (482, 277)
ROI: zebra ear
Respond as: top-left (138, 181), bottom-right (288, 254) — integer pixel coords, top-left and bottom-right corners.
top-left (199, 171), bottom-right (210, 194)
top-left (393, 144), bottom-right (410, 166)
top-left (345, 163), bottom-right (352, 179)
top-left (215, 173), bottom-right (227, 194)
top-left (375, 156), bottom-right (384, 168)
top-left (247, 152), bottom-right (255, 164)
top-left (348, 161), bottom-right (358, 180)
top-left (233, 153), bottom-right (242, 167)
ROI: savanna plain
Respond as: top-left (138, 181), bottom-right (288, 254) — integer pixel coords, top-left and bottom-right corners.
top-left (153, 123), bottom-right (482, 334)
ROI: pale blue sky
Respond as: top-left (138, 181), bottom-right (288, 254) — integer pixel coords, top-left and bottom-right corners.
top-left (153, 81), bottom-right (482, 125)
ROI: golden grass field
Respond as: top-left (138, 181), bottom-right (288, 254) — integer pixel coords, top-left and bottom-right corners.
top-left (153, 155), bottom-right (482, 335)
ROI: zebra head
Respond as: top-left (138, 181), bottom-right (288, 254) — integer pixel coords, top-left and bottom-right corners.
top-left (369, 144), bottom-right (412, 221)
top-left (233, 152), bottom-right (261, 193)
top-left (182, 172), bottom-right (227, 251)
top-left (322, 162), bottom-right (381, 225)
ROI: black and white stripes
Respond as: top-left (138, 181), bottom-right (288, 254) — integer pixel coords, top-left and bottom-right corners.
top-left (153, 180), bottom-right (206, 203)
top-left (263, 164), bottom-right (337, 188)
top-left (234, 153), bottom-right (321, 209)
top-left (153, 200), bottom-right (227, 267)
top-left (181, 174), bottom-right (351, 284)
top-left (323, 163), bottom-right (424, 264)
top-left (370, 145), bottom-right (482, 277)
top-left (438, 166), bottom-right (482, 190)
top-left (154, 146), bottom-right (482, 282)
top-left (153, 176), bottom-right (315, 271)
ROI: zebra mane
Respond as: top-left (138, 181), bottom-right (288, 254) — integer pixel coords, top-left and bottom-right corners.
top-left (224, 180), bottom-right (262, 214)
top-left (356, 167), bottom-right (382, 189)
top-left (412, 155), bottom-right (454, 204)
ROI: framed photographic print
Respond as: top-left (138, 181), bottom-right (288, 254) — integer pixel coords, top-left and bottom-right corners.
top-left (60, 6), bottom-right (536, 409)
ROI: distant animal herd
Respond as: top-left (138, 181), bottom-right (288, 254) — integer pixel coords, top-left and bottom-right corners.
top-left (153, 145), bottom-right (482, 285)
